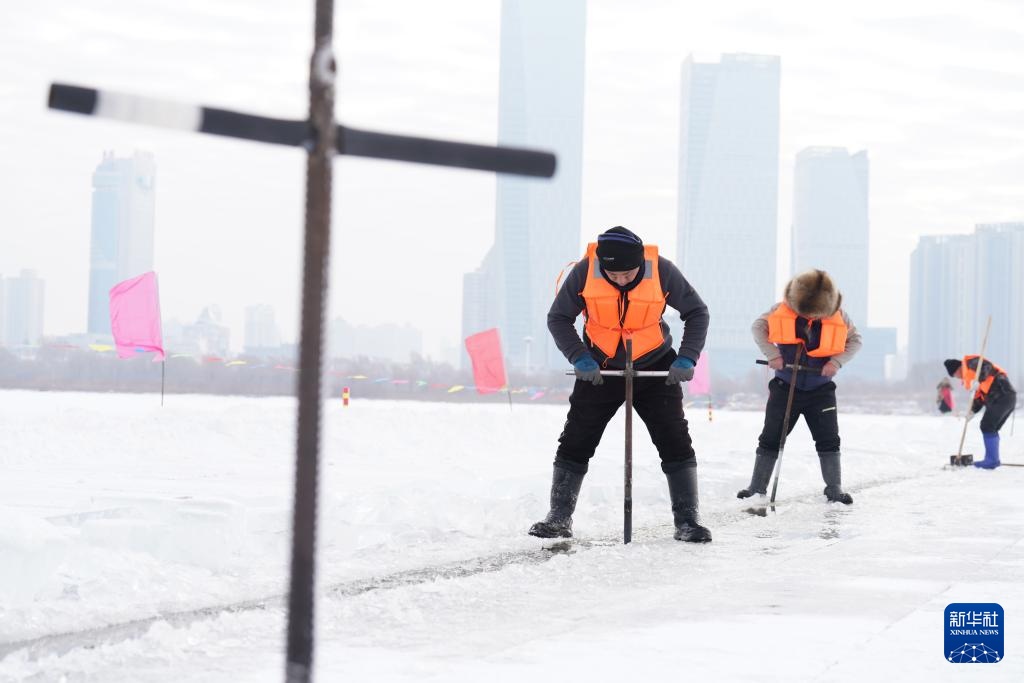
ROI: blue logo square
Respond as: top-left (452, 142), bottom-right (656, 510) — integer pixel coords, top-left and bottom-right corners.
top-left (945, 603), bottom-right (1003, 663)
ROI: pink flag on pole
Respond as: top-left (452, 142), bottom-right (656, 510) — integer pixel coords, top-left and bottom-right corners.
top-left (109, 271), bottom-right (165, 361)
top-left (687, 352), bottom-right (711, 395)
top-left (464, 328), bottom-right (507, 394)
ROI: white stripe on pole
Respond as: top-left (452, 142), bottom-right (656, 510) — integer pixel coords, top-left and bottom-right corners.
top-left (95, 91), bottom-right (202, 131)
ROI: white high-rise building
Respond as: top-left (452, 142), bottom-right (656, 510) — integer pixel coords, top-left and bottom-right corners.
top-left (677, 54), bottom-right (780, 378)
top-left (3, 270), bottom-right (45, 347)
top-left (909, 234), bottom-right (978, 378)
top-left (461, 265), bottom-right (493, 350)
top-left (909, 224), bottom-right (1024, 387)
top-left (973, 223), bottom-right (1024, 387)
top-left (791, 147), bottom-right (894, 381)
top-left (87, 151), bottom-right (156, 335)
top-left (462, 0), bottom-right (586, 371)
top-left (244, 304), bottom-right (281, 354)
top-left (791, 147), bottom-right (869, 326)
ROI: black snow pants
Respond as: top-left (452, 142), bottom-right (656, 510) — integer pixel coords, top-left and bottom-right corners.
top-left (555, 352), bottom-right (696, 474)
top-left (758, 378), bottom-right (840, 453)
top-left (980, 390), bottom-right (1017, 433)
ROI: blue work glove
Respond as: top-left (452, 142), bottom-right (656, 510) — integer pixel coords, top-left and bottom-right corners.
top-left (573, 356), bottom-right (603, 385)
top-left (665, 356), bottom-right (695, 385)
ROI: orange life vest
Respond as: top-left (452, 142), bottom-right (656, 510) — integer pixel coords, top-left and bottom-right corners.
top-left (960, 355), bottom-right (1006, 395)
top-left (765, 303), bottom-right (848, 358)
top-left (580, 243), bottom-right (666, 360)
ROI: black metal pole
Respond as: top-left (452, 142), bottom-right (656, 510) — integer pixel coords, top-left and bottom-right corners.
top-left (768, 345), bottom-right (803, 505)
top-left (624, 338), bottom-right (633, 544)
top-left (286, 1), bottom-right (335, 680)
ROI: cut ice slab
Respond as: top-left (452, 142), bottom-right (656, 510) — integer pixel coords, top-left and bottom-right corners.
top-left (71, 495), bottom-right (248, 571)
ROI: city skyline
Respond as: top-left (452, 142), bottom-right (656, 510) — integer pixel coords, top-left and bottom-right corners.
top-left (2, 1), bottom-right (1023, 360)
top-left (910, 223), bottom-right (1024, 389)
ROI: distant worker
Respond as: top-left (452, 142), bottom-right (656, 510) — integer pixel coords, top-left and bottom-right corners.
top-left (740, 269), bottom-right (863, 504)
top-left (944, 356), bottom-right (1017, 469)
top-left (936, 377), bottom-right (954, 414)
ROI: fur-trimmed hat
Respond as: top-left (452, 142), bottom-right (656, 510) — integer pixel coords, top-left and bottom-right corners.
top-left (784, 269), bottom-right (842, 318)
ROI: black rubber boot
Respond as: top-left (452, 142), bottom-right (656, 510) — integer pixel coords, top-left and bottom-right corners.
top-left (819, 451), bottom-right (853, 504)
top-left (737, 448), bottom-right (777, 499)
top-left (665, 467), bottom-right (712, 543)
top-left (528, 462), bottom-right (585, 538)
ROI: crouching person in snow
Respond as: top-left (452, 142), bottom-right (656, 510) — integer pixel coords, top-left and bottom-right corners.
top-left (529, 225), bottom-right (712, 543)
top-left (740, 269), bottom-right (862, 504)
top-left (944, 356), bottom-right (1017, 469)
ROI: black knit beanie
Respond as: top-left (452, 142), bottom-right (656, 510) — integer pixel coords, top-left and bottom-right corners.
top-left (944, 359), bottom-right (961, 376)
top-left (596, 226), bottom-right (644, 272)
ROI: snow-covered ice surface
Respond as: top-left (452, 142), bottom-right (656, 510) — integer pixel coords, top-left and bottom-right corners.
top-left (2, 389), bottom-right (1023, 681)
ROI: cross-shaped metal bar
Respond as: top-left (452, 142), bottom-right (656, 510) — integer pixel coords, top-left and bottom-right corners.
top-left (47, 2), bottom-right (556, 681)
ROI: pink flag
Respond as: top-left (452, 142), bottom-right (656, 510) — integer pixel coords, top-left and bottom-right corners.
top-left (687, 352), bottom-right (711, 395)
top-left (109, 271), bottom-right (165, 361)
top-left (464, 328), bottom-right (507, 394)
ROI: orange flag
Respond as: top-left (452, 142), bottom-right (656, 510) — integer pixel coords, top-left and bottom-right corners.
top-left (464, 328), bottom-right (507, 394)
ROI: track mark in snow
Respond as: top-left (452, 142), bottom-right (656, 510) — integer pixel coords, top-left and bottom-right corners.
top-left (0, 471), bottom-right (925, 662)
top-left (0, 543), bottom-right (591, 662)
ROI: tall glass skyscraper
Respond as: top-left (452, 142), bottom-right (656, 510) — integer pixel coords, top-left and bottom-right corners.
top-left (909, 234), bottom-right (979, 377)
top-left (791, 147), bottom-right (894, 380)
top-left (791, 147), bottom-right (869, 326)
top-left (677, 54), bottom-right (780, 378)
top-left (910, 224), bottom-right (1024, 387)
top-left (243, 304), bottom-right (281, 354)
top-left (973, 223), bottom-right (1024, 387)
top-left (87, 151), bottom-right (156, 335)
top-left (463, 0), bottom-right (586, 371)
top-left (3, 269), bottom-right (45, 347)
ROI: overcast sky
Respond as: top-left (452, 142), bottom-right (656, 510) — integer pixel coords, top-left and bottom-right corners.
top-left (2, 0), bottom-right (1023, 357)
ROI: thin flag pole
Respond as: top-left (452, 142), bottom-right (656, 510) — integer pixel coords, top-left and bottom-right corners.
top-left (161, 361), bottom-right (165, 407)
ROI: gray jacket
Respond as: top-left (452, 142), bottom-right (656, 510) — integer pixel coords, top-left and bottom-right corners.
top-left (547, 256), bottom-right (709, 370)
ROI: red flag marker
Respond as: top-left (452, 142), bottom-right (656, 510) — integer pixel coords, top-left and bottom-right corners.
top-left (464, 328), bottom-right (507, 395)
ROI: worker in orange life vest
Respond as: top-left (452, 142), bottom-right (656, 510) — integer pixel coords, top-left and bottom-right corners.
top-left (740, 269), bottom-right (862, 504)
top-left (944, 356), bottom-right (1017, 469)
top-left (529, 226), bottom-right (712, 543)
